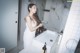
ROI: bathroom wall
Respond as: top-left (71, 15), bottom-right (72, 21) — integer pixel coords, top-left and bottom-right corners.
top-left (19, 0), bottom-right (28, 42)
top-left (0, 0), bottom-right (4, 47)
top-left (32, 0), bottom-right (46, 20)
top-left (43, 0), bottom-right (71, 32)
top-left (0, 2), bottom-right (1, 34)
top-left (60, 1), bottom-right (72, 32)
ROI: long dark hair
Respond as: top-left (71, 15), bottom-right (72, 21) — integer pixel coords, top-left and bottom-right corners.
top-left (27, 3), bottom-right (41, 25)
top-left (26, 3), bottom-right (46, 37)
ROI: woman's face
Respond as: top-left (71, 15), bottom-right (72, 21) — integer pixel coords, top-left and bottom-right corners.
top-left (30, 5), bottom-right (37, 14)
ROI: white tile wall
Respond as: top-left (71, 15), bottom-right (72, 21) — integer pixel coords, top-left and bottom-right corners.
top-left (58, 0), bottom-right (80, 53)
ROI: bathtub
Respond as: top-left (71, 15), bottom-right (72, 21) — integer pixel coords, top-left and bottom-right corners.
top-left (19, 30), bottom-right (60, 53)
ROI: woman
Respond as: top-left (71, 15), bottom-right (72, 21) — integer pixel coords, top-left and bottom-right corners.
top-left (23, 3), bottom-right (43, 52)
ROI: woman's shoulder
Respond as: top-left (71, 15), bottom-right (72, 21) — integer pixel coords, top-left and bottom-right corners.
top-left (25, 15), bottom-right (31, 20)
top-left (24, 15), bottom-right (29, 22)
top-left (25, 15), bottom-right (32, 22)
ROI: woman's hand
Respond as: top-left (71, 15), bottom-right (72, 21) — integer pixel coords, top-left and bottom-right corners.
top-left (39, 23), bottom-right (43, 27)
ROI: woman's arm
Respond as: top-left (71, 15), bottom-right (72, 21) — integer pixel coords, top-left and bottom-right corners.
top-left (26, 16), bottom-right (43, 32)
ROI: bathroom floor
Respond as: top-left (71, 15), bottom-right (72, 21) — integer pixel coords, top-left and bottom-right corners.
top-left (6, 40), bottom-right (23, 53)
